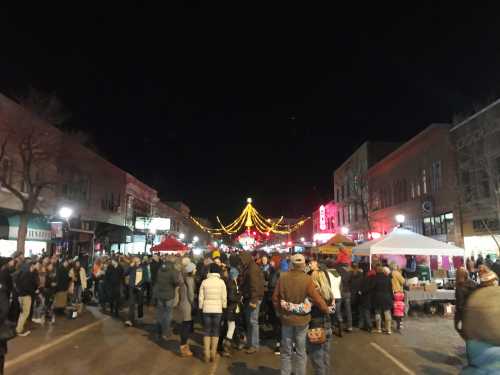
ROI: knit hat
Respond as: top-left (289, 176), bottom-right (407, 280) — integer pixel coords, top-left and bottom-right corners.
top-left (463, 286), bottom-right (500, 346)
top-left (212, 250), bottom-right (221, 259)
top-left (184, 262), bottom-right (196, 274)
top-left (480, 270), bottom-right (498, 286)
top-left (181, 257), bottom-right (191, 267)
top-left (291, 254), bottom-right (305, 265)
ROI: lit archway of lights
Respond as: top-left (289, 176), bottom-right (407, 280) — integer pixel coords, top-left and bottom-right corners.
top-left (191, 198), bottom-right (309, 235)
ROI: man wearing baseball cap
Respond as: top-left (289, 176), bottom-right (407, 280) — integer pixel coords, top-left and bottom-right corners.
top-left (272, 254), bottom-right (330, 375)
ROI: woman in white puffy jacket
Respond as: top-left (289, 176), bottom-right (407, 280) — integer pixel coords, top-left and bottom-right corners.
top-left (199, 263), bottom-right (227, 363)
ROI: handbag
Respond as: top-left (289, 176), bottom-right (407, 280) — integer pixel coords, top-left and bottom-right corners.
top-left (0, 322), bottom-right (17, 341)
top-left (307, 327), bottom-right (326, 345)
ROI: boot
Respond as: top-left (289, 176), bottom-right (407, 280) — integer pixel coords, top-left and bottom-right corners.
top-left (222, 338), bottom-right (232, 357)
top-left (375, 317), bottom-right (382, 333)
top-left (185, 342), bottom-right (194, 357)
top-left (210, 337), bottom-right (219, 362)
top-left (180, 344), bottom-right (193, 357)
top-left (385, 318), bottom-right (392, 335)
top-left (203, 336), bottom-right (211, 363)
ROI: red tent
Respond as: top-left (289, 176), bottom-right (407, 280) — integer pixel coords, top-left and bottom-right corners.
top-left (151, 236), bottom-right (188, 252)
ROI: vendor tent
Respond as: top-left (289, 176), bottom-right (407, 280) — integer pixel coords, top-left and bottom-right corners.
top-left (352, 228), bottom-right (465, 257)
top-left (317, 234), bottom-right (355, 255)
top-left (151, 236), bottom-right (188, 252)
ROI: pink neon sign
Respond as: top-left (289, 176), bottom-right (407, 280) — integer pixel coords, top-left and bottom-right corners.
top-left (319, 205), bottom-right (326, 230)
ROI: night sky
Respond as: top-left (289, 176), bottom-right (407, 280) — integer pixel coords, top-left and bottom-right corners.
top-left (1, 4), bottom-right (500, 222)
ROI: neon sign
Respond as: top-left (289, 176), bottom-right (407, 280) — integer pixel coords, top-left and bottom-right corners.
top-left (319, 205), bottom-right (326, 230)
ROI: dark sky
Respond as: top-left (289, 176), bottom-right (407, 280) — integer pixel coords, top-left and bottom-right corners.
top-left (1, 3), bottom-right (500, 221)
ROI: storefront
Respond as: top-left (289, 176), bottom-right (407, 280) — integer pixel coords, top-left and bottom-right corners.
top-left (0, 214), bottom-right (52, 257)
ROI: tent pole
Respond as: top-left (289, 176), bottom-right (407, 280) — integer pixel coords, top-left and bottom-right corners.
top-left (369, 254), bottom-right (372, 270)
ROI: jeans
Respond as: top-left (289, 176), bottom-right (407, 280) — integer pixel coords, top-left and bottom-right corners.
top-left (309, 328), bottom-right (333, 375)
top-left (16, 296), bottom-right (32, 334)
top-left (342, 293), bottom-right (352, 329)
top-left (245, 300), bottom-right (261, 349)
top-left (281, 324), bottom-right (308, 375)
top-left (375, 309), bottom-right (392, 329)
top-left (156, 299), bottom-right (174, 336)
top-left (358, 306), bottom-right (372, 330)
top-left (180, 320), bottom-right (193, 345)
top-left (333, 298), bottom-right (343, 323)
top-left (203, 313), bottom-right (222, 337)
top-left (128, 288), bottom-right (144, 323)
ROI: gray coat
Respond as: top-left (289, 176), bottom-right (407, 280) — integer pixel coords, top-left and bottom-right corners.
top-left (174, 273), bottom-right (195, 322)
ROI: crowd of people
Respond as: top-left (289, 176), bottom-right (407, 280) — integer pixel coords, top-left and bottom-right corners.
top-left (0, 250), bottom-right (497, 374)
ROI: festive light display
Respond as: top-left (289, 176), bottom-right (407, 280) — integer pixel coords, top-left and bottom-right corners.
top-left (191, 197), bottom-right (309, 235)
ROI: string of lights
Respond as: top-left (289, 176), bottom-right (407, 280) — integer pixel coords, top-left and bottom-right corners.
top-left (190, 197), bottom-right (310, 235)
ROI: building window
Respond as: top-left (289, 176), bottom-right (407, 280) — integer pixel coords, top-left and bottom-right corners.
top-left (431, 161), bottom-right (442, 193)
top-left (336, 189), bottom-right (340, 202)
top-left (422, 169), bottom-right (427, 195)
top-left (478, 169), bottom-right (490, 198)
top-left (337, 210), bottom-right (341, 227)
top-left (417, 182), bottom-right (421, 197)
top-left (354, 203), bottom-right (358, 222)
top-left (411, 181), bottom-right (415, 199)
top-left (341, 186), bottom-right (345, 201)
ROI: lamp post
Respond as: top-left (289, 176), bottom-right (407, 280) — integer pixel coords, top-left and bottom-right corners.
top-left (59, 207), bottom-right (73, 257)
top-left (395, 214), bottom-right (405, 228)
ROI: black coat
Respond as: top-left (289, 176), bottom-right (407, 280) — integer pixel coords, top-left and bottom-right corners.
top-left (226, 278), bottom-right (242, 321)
top-left (150, 260), bottom-right (161, 285)
top-left (56, 265), bottom-right (71, 292)
top-left (455, 280), bottom-right (476, 319)
top-left (372, 273), bottom-right (393, 311)
top-left (350, 271), bottom-right (364, 304)
top-left (105, 265), bottom-right (123, 299)
top-left (491, 261), bottom-right (500, 280)
top-left (16, 268), bottom-right (38, 296)
top-left (338, 266), bottom-right (352, 296)
top-left (359, 274), bottom-right (375, 309)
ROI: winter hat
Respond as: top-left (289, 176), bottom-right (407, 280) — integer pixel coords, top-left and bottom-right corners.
top-left (209, 263), bottom-right (221, 274)
top-left (229, 267), bottom-right (239, 279)
top-left (184, 262), bottom-right (196, 274)
top-left (280, 259), bottom-right (289, 272)
top-left (181, 257), bottom-right (191, 267)
top-left (291, 254), bottom-right (305, 265)
top-left (463, 286), bottom-right (500, 345)
top-left (383, 266), bottom-right (391, 275)
top-left (212, 250), bottom-right (221, 259)
top-left (480, 270), bottom-right (498, 286)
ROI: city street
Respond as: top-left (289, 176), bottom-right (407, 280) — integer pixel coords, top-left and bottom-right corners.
top-left (5, 307), bottom-right (466, 375)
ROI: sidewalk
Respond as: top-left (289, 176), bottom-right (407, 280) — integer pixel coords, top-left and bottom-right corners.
top-left (6, 306), bottom-right (105, 365)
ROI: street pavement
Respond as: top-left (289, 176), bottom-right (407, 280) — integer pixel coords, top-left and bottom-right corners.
top-left (5, 306), bottom-right (466, 375)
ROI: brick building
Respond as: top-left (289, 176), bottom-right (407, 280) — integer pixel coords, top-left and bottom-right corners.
top-left (333, 141), bottom-right (399, 240)
top-left (451, 99), bottom-right (500, 257)
top-left (368, 124), bottom-right (462, 245)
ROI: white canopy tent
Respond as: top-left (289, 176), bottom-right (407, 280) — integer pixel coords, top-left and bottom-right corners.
top-left (352, 228), bottom-right (465, 268)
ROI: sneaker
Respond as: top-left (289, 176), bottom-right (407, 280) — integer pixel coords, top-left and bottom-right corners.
top-left (50, 316), bottom-right (56, 324)
top-left (375, 329), bottom-right (383, 333)
top-left (274, 343), bottom-right (280, 355)
top-left (125, 320), bottom-right (133, 327)
top-left (17, 330), bottom-right (31, 337)
top-left (32, 318), bottom-right (44, 325)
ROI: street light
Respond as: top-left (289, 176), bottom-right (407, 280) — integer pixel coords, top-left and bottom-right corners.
top-left (193, 236), bottom-right (199, 243)
top-left (179, 233), bottom-right (185, 240)
top-left (395, 214), bottom-right (405, 227)
top-left (213, 241), bottom-right (218, 247)
top-left (341, 226), bottom-right (349, 235)
top-left (59, 207), bottom-right (73, 220)
top-left (300, 237), bottom-right (305, 242)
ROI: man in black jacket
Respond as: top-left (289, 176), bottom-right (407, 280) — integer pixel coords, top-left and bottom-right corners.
top-left (337, 263), bottom-right (353, 332)
top-left (153, 259), bottom-right (179, 339)
top-left (15, 262), bottom-right (38, 336)
top-left (492, 258), bottom-right (500, 280)
top-left (239, 252), bottom-right (264, 354)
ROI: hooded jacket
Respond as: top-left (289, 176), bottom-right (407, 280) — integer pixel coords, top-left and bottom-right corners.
top-left (239, 253), bottom-right (265, 304)
top-left (154, 262), bottom-right (179, 301)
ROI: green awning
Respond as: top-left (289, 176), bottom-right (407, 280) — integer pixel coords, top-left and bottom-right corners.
top-left (7, 215), bottom-right (51, 230)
